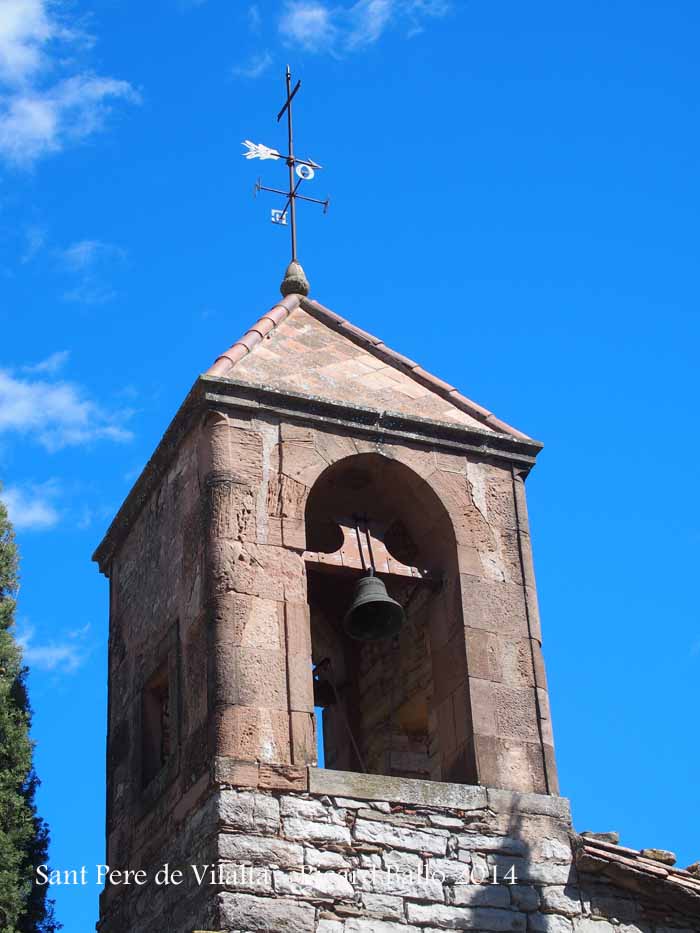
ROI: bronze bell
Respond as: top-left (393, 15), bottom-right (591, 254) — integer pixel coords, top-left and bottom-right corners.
top-left (343, 574), bottom-right (405, 641)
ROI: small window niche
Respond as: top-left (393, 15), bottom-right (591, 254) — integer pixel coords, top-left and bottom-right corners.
top-left (141, 663), bottom-right (172, 788)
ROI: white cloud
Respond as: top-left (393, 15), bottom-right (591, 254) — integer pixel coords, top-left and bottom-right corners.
top-left (0, 0), bottom-right (55, 85)
top-left (58, 238), bottom-right (125, 304)
top-left (248, 4), bottom-right (262, 32)
top-left (0, 367), bottom-right (133, 450)
top-left (277, 0), bottom-right (449, 53)
top-left (233, 50), bottom-right (274, 79)
top-left (16, 621), bottom-right (89, 672)
top-left (346, 0), bottom-right (393, 48)
top-left (22, 349), bottom-right (69, 374)
top-left (279, 2), bottom-right (338, 51)
top-left (0, 1), bottom-right (139, 167)
top-left (61, 239), bottom-right (109, 270)
top-left (62, 280), bottom-right (116, 305)
top-left (1, 481), bottom-right (60, 529)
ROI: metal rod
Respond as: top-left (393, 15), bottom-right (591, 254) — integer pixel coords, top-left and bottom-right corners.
top-left (285, 66), bottom-right (298, 262)
top-left (277, 78), bottom-right (301, 122)
top-left (244, 67), bottom-right (329, 252)
top-left (364, 520), bottom-right (377, 574)
top-left (277, 178), bottom-right (304, 223)
top-left (354, 517), bottom-right (367, 572)
top-left (271, 153), bottom-right (322, 169)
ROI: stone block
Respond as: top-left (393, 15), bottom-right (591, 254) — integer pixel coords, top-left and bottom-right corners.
top-left (540, 885), bottom-right (582, 917)
top-left (360, 893), bottom-right (404, 920)
top-left (488, 856), bottom-right (573, 886)
top-left (226, 425), bottom-right (265, 484)
top-left (207, 476), bottom-right (257, 543)
top-left (215, 706), bottom-right (291, 763)
top-left (287, 652), bottom-right (315, 713)
top-left (383, 849), bottom-right (423, 874)
top-left (354, 818), bottom-right (448, 855)
top-left (451, 882), bottom-right (511, 908)
top-left (572, 921), bottom-right (616, 933)
top-left (283, 516), bottom-right (308, 549)
top-left (317, 921), bottom-right (344, 933)
top-left (466, 629), bottom-right (536, 689)
top-left (429, 814), bottom-right (465, 830)
top-left (290, 711), bottom-right (317, 766)
top-left (458, 833), bottom-right (528, 856)
top-left (267, 471), bottom-right (308, 519)
top-left (306, 847), bottom-right (352, 870)
top-left (353, 866), bottom-right (444, 900)
top-left (218, 891), bottom-right (315, 932)
top-left (510, 884), bottom-right (540, 911)
top-left (281, 795), bottom-right (334, 821)
top-left (485, 789), bottom-right (571, 822)
top-left (529, 914), bottom-right (573, 933)
top-left (211, 594), bottom-right (283, 649)
top-left (346, 921), bottom-right (421, 933)
top-left (281, 437), bottom-right (328, 487)
top-left (470, 679), bottom-right (540, 742)
top-left (460, 576), bottom-right (529, 638)
top-left (406, 902), bottom-right (526, 930)
top-left (474, 735), bottom-right (543, 795)
top-left (258, 763), bottom-right (308, 791)
top-left (214, 644), bottom-right (288, 710)
top-left (316, 919), bottom-right (343, 933)
top-left (283, 816), bottom-right (352, 845)
top-left (274, 869), bottom-right (355, 899)
top-left (218, 789), bottom-right (280, 834)
top-left (308, 767), bottom-right (487, 811)
top-left (218, 832), bottom-right (304, 870)
top-left (213, 756), bottom-right (258, 790)
top-left (313, 427), bottom-right (358, 466)
top-left (211, 541), bottom-right (307, 601)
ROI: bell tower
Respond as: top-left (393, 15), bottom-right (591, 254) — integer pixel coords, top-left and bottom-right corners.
top-left (95, 272), bottom-right (561, 933)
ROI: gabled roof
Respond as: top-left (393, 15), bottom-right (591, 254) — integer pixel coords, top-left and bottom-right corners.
top-left (205, 293), bottom-right (532, 441)
top-left (575, 834), bottom-right (700, 920)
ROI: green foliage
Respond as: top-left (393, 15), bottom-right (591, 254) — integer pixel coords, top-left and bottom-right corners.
top-left (0, 490), bottom-right (61, 932)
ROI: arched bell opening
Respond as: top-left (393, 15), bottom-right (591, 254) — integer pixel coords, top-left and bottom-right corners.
top-left (304, 452), bottom-right (477, 784)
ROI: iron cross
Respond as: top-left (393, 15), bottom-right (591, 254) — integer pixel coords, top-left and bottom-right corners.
top-left (242, 66), bottom-right (329, 263)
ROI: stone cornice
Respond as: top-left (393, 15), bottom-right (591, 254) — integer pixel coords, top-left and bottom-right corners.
top-left (93, 374), bottom-right (543, 574)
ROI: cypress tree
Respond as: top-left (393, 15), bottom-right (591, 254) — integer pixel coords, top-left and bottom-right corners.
top-left (0, 489), bottom-right (60, 932)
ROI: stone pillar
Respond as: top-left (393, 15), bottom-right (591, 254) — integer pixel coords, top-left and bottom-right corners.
top-left (201, 411), bottom-right (316, 771)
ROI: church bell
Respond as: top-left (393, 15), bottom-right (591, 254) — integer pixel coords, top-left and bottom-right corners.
top-left (343, 573), bottom-right (405, 641)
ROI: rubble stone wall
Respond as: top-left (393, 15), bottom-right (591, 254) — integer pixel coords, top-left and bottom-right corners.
top-left (99, 771), bottom-right (699, 933)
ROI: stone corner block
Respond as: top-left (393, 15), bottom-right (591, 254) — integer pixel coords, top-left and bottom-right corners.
top-left (486, 787), bottom-right (572, 823)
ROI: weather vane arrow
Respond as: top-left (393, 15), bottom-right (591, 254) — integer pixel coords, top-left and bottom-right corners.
top-left (242, 140), bottom-right (282, 161)
top-left (241, 65), bottom-right (329, 289)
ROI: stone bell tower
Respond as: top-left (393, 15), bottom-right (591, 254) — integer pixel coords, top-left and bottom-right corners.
top-left (95, 263), bottom-right (700, 933)
top-left (94, 259), bottom-right (566, 931)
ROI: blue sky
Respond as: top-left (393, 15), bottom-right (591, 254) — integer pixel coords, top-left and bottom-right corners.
top-left (1, 0), bottom-right (699, 928)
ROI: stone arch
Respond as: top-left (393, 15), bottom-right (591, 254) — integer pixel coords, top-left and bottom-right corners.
top-left (303, 452), bottom-right (477, 784)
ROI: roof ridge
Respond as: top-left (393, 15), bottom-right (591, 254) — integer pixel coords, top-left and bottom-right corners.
top-left (204, 292), bottom-right (533, 442)
top-left (206, 293), bottom-right (302, 378)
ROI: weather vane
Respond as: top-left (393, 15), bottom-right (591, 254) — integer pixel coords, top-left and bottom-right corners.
top-left (242, 65), bottom-right (329, 268)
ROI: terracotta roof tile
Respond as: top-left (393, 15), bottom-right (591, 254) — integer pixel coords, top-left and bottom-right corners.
top-left (205, 291), bottom-right (534, 442)
top-left (206, 293), bottom-right (301, 377)
top-left (574, 835), bottom-right (700, 919)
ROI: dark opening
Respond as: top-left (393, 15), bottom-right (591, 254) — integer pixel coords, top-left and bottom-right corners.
top-left (304, 453), bottom-right (476, 785)
top-left (142, 664), bottom-right (171, 787)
